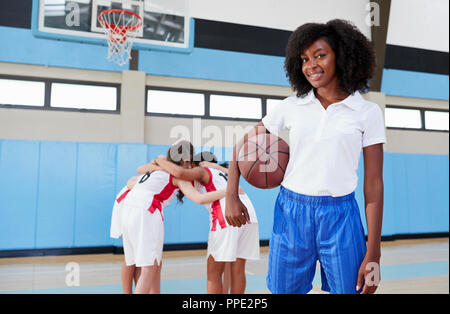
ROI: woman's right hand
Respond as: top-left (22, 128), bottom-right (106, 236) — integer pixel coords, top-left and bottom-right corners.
top-left (225, 194), bottom-right (250, 227)
top-left (226, 122), bottom-right (267, 227)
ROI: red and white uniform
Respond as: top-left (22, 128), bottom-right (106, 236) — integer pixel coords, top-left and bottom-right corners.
top-left (110, 186), bottom-right (131, 239)
top-left (199, 167), bottom-right (260, 262)
top-left (121, 170), bottom-right (178, 267)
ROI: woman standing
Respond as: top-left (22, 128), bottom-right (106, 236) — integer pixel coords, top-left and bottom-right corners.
top-left (225, 19), bottom-right (385, 294)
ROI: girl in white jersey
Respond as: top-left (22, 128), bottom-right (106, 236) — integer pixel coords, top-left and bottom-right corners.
top-left (196, 153), bottom-right (260, 294)
top-left (120, 152), bottom-right (227, 294)
top-left (110, 176), bottom-right (142, 294)
top-left (146, 142), bottom-right (260, 294)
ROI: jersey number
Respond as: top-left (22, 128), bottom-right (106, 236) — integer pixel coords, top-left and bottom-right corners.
top-left (218, 172), bottom-right (228, 182)
top-left (139, 171), bottom-right (153, 184)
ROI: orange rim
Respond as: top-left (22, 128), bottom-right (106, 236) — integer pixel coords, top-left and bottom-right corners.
top-left (98, 9), bottom-right (143, 32)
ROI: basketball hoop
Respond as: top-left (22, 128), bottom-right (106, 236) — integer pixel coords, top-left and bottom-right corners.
top-left (98, 9), bottom-right (143, 66)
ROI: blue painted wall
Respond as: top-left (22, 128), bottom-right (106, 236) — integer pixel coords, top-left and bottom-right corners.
top-left (381, 69), bottom-right (449, 101)
top-left (0, 139), bottom-right (448, 251)
top-left (138, 47), bottom-right (288, 86)
top-left (0, 26), bottom-right (124, 72)
top-left (0, 25), bottom-right (288, 86)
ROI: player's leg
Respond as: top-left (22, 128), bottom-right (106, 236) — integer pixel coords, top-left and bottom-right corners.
top-left (121, 260), bottom-right (136, 294)
top-left (206, 225), bottom-right (235, 294)
top-left (134, 259), bottom-right (160, 294)
top-left (134, 210), bottom-right (164, 294)
top-left (230, 258), bottom-right (246, 294)
top-left (223, 263), bottom-right (231, 294)
top-left (121, 217), bottom-right (138, 294)
top-left (149, 261), bottom-right (162, 294)
top-left (266, 187), bottom-right (318, 294)
top-left (134, 266), bottom-right (141, 287)
top-left (207, 255), bottom-right (226, 294)
top-left (231, 221), bottom-right (260, 294)
top-left (317, 194), bottom-right (367, 294)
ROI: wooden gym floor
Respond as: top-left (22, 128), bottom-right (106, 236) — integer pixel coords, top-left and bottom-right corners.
top-left (0, 238), bottom-right (448, 294)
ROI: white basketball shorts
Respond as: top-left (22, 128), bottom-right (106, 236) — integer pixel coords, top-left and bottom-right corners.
top-left (121, 204), bottom-right (164, 267)
top-left (207, 222), bottom-right (260, 262)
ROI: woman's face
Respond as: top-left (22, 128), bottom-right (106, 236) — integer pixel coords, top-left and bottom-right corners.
top-left (301, 38), bottom-right (338, 90)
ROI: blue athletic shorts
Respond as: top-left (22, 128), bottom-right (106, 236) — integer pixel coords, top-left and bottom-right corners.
top-left (267, 186), bottom-right (367, 294)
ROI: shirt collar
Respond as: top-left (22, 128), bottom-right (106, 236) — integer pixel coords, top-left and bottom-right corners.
top-left (295, 89), bottom-right (363, 111)
top-left (295, 89), bottom-right (315, 105)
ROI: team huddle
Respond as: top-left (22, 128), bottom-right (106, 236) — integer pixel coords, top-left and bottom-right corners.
top-left (110, 140), bottom-right (260, 294)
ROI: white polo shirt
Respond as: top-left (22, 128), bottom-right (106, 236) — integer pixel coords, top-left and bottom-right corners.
top-left (262, 89), bottom-right (386, 197)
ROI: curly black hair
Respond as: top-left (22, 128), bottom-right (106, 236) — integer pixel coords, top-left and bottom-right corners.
top-left (284, 19), bottom-right (376, 97)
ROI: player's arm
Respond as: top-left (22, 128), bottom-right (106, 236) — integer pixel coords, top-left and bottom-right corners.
top-left (137, 160), bottom-right (163, 174)
top-left (174, 178), bottom-right (226, 205)
top-left (126, 176), bottom-right (139, 189)
top-left (199, 162), bottom-right (246, 195)
top-left (200, 161), bottom-right (229, 174)
top-left (357, 143), bottom-right (384, 294)
top-left (226, 122), bottom-right (269, 227)
top-left (155, 157), bottom-right (209, 183)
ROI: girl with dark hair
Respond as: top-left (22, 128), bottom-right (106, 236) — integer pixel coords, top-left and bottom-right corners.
top-left (118, 140), bottom-right (226, 294)
top-left (142, 142), bottom-right (260, 294)
top-left (225, 19), bottom-right (385, 294)
top-left (110, 176), bottom-right (141, 294)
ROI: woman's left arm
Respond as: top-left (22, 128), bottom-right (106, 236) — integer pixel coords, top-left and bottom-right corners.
top-left (357, 143), bottom-right (384, 294)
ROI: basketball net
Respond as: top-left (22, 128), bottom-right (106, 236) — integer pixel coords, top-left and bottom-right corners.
top-left (98, 9), bottom-right (143, 66)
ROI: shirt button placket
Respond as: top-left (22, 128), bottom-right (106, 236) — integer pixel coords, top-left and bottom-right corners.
top-left (315, 109), bottom-right (328, 141)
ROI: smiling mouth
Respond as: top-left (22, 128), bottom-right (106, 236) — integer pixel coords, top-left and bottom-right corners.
top-left (308, 72), bottom-right (323, 81)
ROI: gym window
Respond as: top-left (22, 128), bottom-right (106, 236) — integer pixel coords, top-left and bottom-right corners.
top-left (0, 75), bottom-right (120, 113)
top-left (146, 86), bottom-right (285, 121)
top-left (385, 106), bottom-right (449, 132)
top-left (424, 110), bottom-right (449, 131)
top-left (0, 78), bottom-right (46, 107)
top-left (209, 94), bottom-right (262, 120)
top-left (146, 89), bottom-right (205, 116)
top-left (385, 107), bottom-right (422, 129)
top-left (50, 83), bottom-right (118, 111)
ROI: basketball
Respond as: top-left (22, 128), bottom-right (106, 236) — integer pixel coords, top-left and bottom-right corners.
top-left (238, 133), bottom-right (290, 189)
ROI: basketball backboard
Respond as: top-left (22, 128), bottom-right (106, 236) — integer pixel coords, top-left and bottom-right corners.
top-left (32, 0), bottom-right (193, 52)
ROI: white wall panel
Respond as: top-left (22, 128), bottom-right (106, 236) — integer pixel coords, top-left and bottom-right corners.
top-left (387, 0), bottom-right (449, 52)
top-left (188, 0), bottom-right (372, 38)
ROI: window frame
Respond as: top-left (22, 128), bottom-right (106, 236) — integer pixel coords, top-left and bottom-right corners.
top-left (0, 75), bottom-right (47, 109)
top-left (0, 75), bottom-right (121, 114)
top-left (266, 97), bottom-right (285, 116)
top-left (385, 105), bottom-right (449, 133)
top-left (145, 85), bottom-right (286, 122)
top-left (209, 91), bottom-right (264, 121)
top-left (145, 86), bottom-right (207, 118)
top-left (423, 109), bottom-right (450, 132)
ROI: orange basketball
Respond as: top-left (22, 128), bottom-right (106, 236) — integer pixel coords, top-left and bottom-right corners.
top-left (238, 133), bottom-right (290, 189)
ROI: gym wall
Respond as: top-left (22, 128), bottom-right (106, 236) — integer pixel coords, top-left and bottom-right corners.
top-left (0, 0), bottom-right (448, 255)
